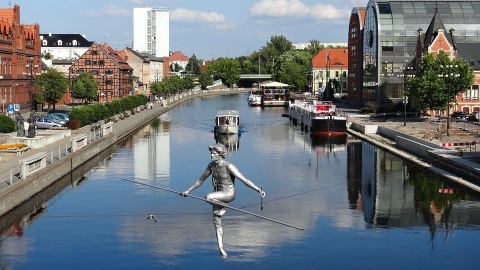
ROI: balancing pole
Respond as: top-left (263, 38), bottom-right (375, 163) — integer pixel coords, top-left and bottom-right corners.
top-left (121, 178), bottom-right (304, 231)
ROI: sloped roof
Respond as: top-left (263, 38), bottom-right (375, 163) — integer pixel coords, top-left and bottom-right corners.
top-left (422, 8), bottom-right (454, 51)
top-left (95, 43), bottom-right (132, 70)
top-left (260, 81), bottom-right (289, 87)
top-left (455, 43), bottom-right (480, 70)
top-left (169, 51), bottom-right (189, 61)
top-left (312, 48), bottom-right (348, 68)
top-left (40, 33), bottom-right (93, 47)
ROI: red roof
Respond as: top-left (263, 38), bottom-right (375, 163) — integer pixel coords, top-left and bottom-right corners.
top-left (312, 48), bottom-right (348, 68)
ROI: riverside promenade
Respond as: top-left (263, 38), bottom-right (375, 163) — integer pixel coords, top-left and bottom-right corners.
top-left (0, 88), bottom-right (249, 216)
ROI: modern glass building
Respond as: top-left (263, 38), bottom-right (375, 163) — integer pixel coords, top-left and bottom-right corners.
top-left (361, 0), bottom-right (480, 106)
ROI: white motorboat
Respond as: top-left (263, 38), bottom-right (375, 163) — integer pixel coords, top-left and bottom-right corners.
top-left (247, 89), bottom-right (262, 106)
top-left (215, 110), bottom-right (240, 134)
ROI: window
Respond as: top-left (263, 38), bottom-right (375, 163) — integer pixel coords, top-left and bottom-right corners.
top-left (335, 71), bottom-right (339, 77)
top-left (98, 60), bottom-right (104, 66)
top-left (92, 51), bottom-right (98, 55)
top-left (105, 79), bottom-right (113, 85)
top-left (93, 61), bottom-right (97, 65)
top-left (92, 70), bottom-right (98, 75)
top-left (58, 40), bottom-right (63, 46)
top-left (73, 40), bottom-right (77, 46)
top-left (104, 69), bottom-right (114, 75)
top-left (85, 60), bottom-right (91, 65)
top-left (42, 40), bottom-right (47, 46)
top-left (472, 85), bottom-right (479, 99)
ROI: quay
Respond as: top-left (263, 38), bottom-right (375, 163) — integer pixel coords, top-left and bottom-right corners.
top-left (0, 88), bottom-right (249, 217)
top-left (345, 115), bottom-right (480, 192)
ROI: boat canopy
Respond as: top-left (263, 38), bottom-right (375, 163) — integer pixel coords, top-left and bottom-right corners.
top-left (216, 110), bottom-right (239, 117)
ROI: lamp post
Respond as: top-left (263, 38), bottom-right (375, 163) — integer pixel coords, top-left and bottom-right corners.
top-left (381, 73), bottom-right (392, 120)
top-left (26, 57), bottom-right (38, 110)
top-left (398, 64), bottom-right (415, 126)
top-left (381, 61), bottom-right (393, 121)
top-left (438, 65), bottom-right (460, 136)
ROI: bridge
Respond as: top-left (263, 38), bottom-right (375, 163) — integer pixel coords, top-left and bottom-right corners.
top-left (238, 74), bottom-right (272, 87)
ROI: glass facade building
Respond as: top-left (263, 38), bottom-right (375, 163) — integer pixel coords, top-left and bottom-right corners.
top-left (362, 0), bottom-right (480, 106)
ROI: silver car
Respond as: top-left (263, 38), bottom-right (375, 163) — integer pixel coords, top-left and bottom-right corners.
top-left (36, 116), bottom-right (64, 129)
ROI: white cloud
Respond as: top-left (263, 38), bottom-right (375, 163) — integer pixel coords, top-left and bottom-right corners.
top-left (310, 4), bottom-right (351, 20)
top-left (170, 8), bottom-right (225, 24)
top-left (250, 0), bottom-right (351, 20)
top-left (86, 5), bottom-right (131, 17)
top-left (250, 0), bottom-right (310, 17)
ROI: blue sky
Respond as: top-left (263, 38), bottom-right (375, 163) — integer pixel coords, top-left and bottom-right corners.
top-left (11, 0), bottom-right (364, 59)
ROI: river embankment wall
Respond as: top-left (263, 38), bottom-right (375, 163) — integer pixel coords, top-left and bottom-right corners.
top-left (348, 122), bottom-right (480, 191)
top-left (0, 89), bottom-right (249, 217)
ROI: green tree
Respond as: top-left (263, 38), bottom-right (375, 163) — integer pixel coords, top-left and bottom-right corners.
top-left (275, 50), bottom-right (311, 91)
top-left (408, 51), bottom-right (474, 113)
top-left (71, 72), bottom-right (98, 104)
top-left (34, 69), bottom-right (69, 110)
top-left (199, 72), bottom-right (213, 89)
top-left (305, 39), bottom-right (323, 58)
top-left (258, 35), bottom-right (294, 75)
top-left (185, 54), bottom-right (201, 75)
top-left (205, 58), bottom-right (240, 88)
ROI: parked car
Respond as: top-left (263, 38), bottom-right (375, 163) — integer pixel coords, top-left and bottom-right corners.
top-left (450, 111), bottom-right (468, 121)
top-left (44, 114), bottom-right (67, 125)
top-left (467, 112), bottom-right (480, 122)
top-left (36, 116), bottom-right (64, 129)
top-left (48, 112), bottom-right (69, 122)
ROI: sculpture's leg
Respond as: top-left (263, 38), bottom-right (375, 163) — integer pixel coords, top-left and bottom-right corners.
top-left (213, 205), bottom-right (227, 259)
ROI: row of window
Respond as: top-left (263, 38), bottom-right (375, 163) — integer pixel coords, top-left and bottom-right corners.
top-left (42, 39), bottom-right (79, 46)
top-left (85, 60), bottom-right (105, 66)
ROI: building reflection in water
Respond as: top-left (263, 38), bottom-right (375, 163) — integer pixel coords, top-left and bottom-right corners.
top-left (346, 139), bottom-right (480, 243)
top-left (133, 118), bottom-right (171, 181)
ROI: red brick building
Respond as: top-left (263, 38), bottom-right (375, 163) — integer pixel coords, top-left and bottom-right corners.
top-left (70, 43), bottom-right (133, 103)
top-left (347, 7), bottom-right (366, 108)
top-left (415, 9), bottom-right (480, 116)
top-left (0, 5), bottom-right (41, 113)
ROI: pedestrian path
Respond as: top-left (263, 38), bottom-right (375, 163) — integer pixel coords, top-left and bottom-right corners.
top-left (0, 102), bottom-right (167, 189)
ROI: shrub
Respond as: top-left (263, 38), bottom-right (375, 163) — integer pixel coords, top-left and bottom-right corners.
top-left (0, 114), bottom-right (15, 133)
top-left (69, 119), bottom-right (80, 130)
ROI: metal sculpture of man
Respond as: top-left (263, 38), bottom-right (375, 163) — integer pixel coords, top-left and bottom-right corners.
top-left (15, 111), bottom-right (25, 137)
top-left (181, 143), bottom-right (266, 259)
top-left (27, 110), bottom-right (36, 138)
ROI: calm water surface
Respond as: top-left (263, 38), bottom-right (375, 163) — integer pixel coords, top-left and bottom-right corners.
top-left (1, 93), bottom-right (480, 270)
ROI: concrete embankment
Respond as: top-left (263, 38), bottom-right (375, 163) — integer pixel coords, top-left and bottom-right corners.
top-left (347, 121), bottom-right (480, 193)
top-left (0, 88), bottom-right (249, 217)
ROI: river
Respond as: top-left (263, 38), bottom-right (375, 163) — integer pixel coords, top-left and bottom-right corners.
top-left (1, 93), bottom-right (480, 269)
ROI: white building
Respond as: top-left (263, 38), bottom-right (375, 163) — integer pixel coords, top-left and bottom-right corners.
top-left (40, 33), bottom-right (93, 60)
top-left (133, 7), bottom-right (169, 58)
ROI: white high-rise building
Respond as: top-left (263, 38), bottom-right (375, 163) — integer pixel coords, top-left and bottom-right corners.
top-left (133, 7), bottom-right (169, 57)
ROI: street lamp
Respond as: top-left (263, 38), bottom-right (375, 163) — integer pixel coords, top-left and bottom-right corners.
top-left (26, 57), bottom-right (38, 110)
top-left (398, 64), bottom-right (415, 126)
top-left (381, 72), bottom-right (393, 120)
top-left (438, 65), bottom-right (460, 136)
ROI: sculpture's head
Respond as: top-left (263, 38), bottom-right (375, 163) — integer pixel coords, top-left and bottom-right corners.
top-left (208, 143), bottom-right (228, 158)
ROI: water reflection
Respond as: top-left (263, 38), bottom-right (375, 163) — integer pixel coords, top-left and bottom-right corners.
top-left (2, 93), bottom-right (480, 268)
top-left (214, 133), bottom-right (240, 152)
